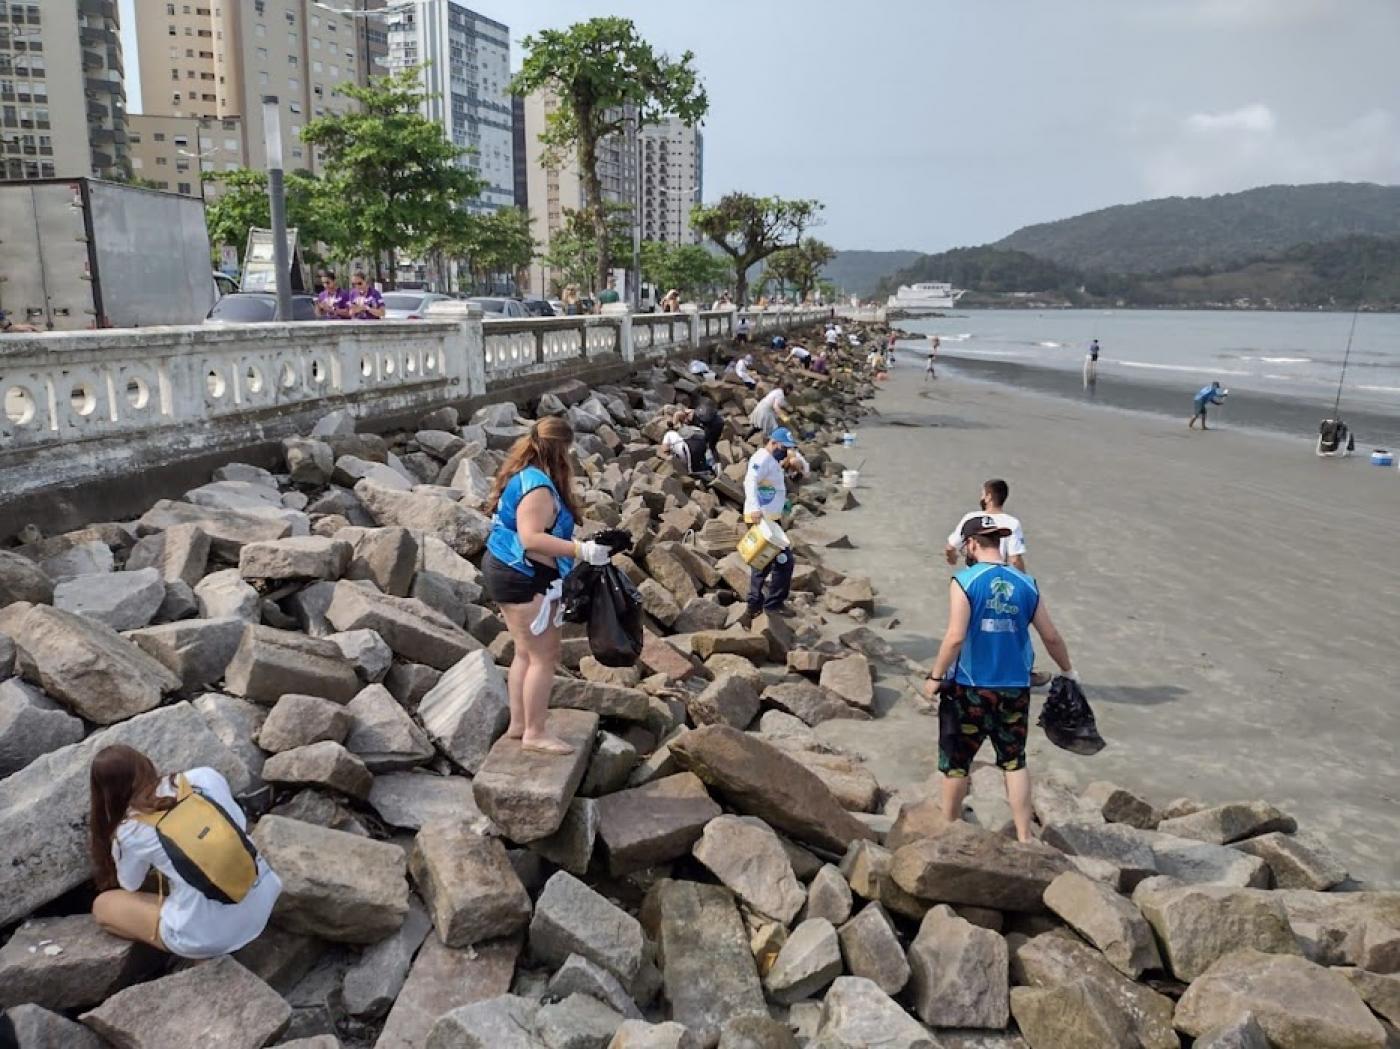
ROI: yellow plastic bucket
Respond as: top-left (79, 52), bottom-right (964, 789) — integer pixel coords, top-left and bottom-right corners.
top-left (737, 518), bottom-right (790, 570)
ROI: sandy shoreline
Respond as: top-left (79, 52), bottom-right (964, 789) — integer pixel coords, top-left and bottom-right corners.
top-left (813, 356), bottom-right (1400, 885)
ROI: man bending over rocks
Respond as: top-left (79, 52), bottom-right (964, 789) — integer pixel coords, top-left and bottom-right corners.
top-left (924, 515), bottom-right (1075, 842)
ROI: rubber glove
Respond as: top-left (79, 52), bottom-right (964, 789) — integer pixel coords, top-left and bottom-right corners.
top-left (575, 540), bottom-right (611, 566)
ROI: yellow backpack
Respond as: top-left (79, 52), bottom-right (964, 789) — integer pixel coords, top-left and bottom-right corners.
top-left (132, 774), bottom-right (260, 904)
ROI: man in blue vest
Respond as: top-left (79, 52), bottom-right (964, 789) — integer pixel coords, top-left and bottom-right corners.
top-left (1189, 381), bottom-right (1227, 429)
top-left (923, 515), bottom-right (1075, 842)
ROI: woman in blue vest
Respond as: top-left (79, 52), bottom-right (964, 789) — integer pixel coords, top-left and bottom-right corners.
top-left (483, 417), bottom-right (614, 755)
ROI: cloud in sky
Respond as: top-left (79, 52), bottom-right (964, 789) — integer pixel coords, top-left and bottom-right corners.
top-left (1145, 104), bottom-right (1400, 198)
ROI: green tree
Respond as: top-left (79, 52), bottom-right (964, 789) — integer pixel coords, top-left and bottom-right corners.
top-left (691, 193), bottom-right (823, 306)
top-left (202, 168), bottom-right (345, 267)
top-left (510, 17), bottom-right (708, 292)
top-left (765, 237), bottom-right (836, 302)
top-left (543, 205), bottom-right (633, 295)
top-left (466, 206), bottom-right (536, 293)
top-left (301, 67), bottom-right (485, 287)
top-left (640, 241), bottom-right (728, 299)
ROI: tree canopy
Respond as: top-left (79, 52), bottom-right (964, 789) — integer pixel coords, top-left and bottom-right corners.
top-left (764, 237), bottom-right (836, 302)
top-left (510, 17), bottom-right (707, 291)
top-left (202, 167), bottom-right (345, 267)
top-left (640, 241), bottom-right (729, 300)
top-left (691, 194), bottom-right (823, 305)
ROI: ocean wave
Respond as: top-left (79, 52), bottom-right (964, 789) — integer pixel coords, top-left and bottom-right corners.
top-left (1037, 341), bottom-right (1063, 348)
top-left (1238, 355), bottom-right (1312, 364)
top-left (1355, 384), bottom-right (1400, 395)
top-left (1119, 361), bottom-right (1251, 377)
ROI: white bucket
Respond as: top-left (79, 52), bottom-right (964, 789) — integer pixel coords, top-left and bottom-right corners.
top-left (841, 469), bottom-right (860, 489)
top-left (842, 432), bottom-right (856, 447)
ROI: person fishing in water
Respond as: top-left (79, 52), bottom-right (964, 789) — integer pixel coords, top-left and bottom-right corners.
top-left (1188, 381), bottom-right (1228, 430)
top-left (1084, 338), bottom-right (1100, 386)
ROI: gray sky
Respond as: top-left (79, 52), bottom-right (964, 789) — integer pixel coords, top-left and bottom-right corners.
top-left (120, 0), bottom-right (1400, 252)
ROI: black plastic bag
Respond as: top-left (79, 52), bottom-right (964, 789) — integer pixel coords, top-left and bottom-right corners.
top-left (562, 563), bottom-right (644, 667)
top-left (1038, 676), bottom-right (1107, 755)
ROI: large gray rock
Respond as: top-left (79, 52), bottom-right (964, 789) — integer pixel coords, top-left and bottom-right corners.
top-left (548, 955), bottom-right (644, 1021)
top-left (552, 678), bottom-right (652, 722)
top-left (368, 771), bottom-right (492, 833)
top-left (580, 731), bottom-right (640, 797)
top-left (126, 522), bottom-right (212, 588)
top-left (224, 625), bottom-right (361, 704)
top-left (419, 650), bottom-right (510, 774)
top-left (594, 772), bottom-right (721, 875)
top-left (0, 914), bottom-right (160, 1010)
top-left (0, 701), bottom-right (250, 925)
top-left (1079, 780), bottom-right (1157, 829)
top-left (345, 683), bottom-right (434, 771)
top-left (473, 709), bottom-right (598, 842)
top-left (1009, 983), bottom-right (1132, 1049)
top-left (1157, 801), bottom-right (1297, 845)
top-left (0, 549), bottom-right (55, 606)
top-left (764, 918), bottom-right (842, 1005)
top-left (607, 1021), bottom-right (696, 1049)
top-left (688, 674), bottom-right (760, 729)
top-left (79, 956), bottom-right (291, 1049)
top-left (692, 815), bottom-right (806, 924)
top-left (836, 902), bottom-right (909, 996)
top-left (195, 568), bottom-right (260, 622)
top-left (53, 567), bottom-right (165, 631)
top-left (1147, 829), bottom-right (1270, 887)
top-left (668, 725), bottom-right (875, 853)
top-left (530, 871), bottom-right (644, 989)
top-left (816, 977), bottom-right (937, 1048)
top-left (535, 993), bottom-right (626, 1049)
top-left (1132, 878), bottom-right (1300, 981)
top-left (346, 527), bottom-right (418, 597)
top-left (34, 539), bottom-right (113, 581)
top-left (336, 455), bottom-right (414, 491)
top-left (263, 740), bottom-right (374, 799)
top-left (5, 1003), bottom-right (108, 1049)
top-left (259, 692), bottom-right (353, 754)
top-left (252, 814), bottom-right (409, 943)
top-left (0, 679), bottom-right (84, 777)
top-left (0, 602), bottom-right (179, 723)
top-left (343, 896), bottom-right (432, 1019)
top-left (1175, 949), bottom-right (1386, 1049)
top-left (139, 499), bottom-right (294, 559)
top-left (410, 823), bottom-right (531, 948)
top-left (1234, 831), bottom-right (1348, 890)
top-left (239, 536), bottom-right (352, 582)
top-left (354, 481), bottom-right (491, 558)
top-left (530, 796), bottom-right (599, 876)
top-left (654, 880), bottom-right (767, 1045)
top-left (891, 821), bottom-right (1072, 912)
top-left (818, 654), bottom-right (874, 711)
top-left (285, 436), bottom-right (335, 485)
top-left (805, 863), bottom-right (854, 925)
top-left (326, 581), bottom-right (479, 672)
top-left (329, 629), bottom-right (395, 683)
top-left (760, 680), bottom-right (867, 726)
top-left (127, 616), bottom-right (246, 690)
top-left (1193, 1013), bottom-right (1271, 1049)
top-left (194, 692), bottom-right (269, 787)
top-left (375, 935), bottom-right (520, 1049)
top-left (1041, 819), bottom-right (1159, 887)
top-left (1011, 931), bottom-right (1178, 1049)
top-left (1043, 870), bottom-right (1162, 977)
top-left (906, 905), bottom-right (1008, 1029)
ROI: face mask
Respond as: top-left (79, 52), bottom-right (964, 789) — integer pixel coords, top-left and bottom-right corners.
top-left (772, 447), bottom-right (789, 462)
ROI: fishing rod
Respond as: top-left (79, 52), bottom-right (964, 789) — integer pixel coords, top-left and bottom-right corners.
top-left (1331, 267), bottom-right (1367, 417)
top-left (1316, 267), bottom-right (1367, 457)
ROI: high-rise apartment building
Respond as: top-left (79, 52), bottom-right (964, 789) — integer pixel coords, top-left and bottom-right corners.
top-left (640, 117), bottom-right (702, 244)
top-left (384, 0), bottom-right (512, 210)
top-left (0, 0), bottom-right (130, 182)
top-left (132, 0), bottom-right (363, 175)
top-left (127, 112), bottom-right (245, 197)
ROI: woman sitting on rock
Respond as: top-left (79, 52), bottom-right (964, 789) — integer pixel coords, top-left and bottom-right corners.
top-left (482, 417), bottom-right (620, 755)
top-left (88, 745), bottom-right (281, 958)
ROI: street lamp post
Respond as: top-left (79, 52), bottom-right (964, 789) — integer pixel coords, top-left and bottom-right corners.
top-left (262, 95), bottom-right (294, 323)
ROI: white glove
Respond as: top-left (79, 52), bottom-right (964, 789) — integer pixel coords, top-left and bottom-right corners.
top-left (1062, 669), bottom-right (1079, 682)
top-left (575, 540), bottom-right (611, 566)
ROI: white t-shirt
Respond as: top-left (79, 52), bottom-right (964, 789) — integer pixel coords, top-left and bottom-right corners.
top-left (744, 447), bottom-right (787, 519)
top-left (734, 358), bottom-right (755, 383)
top-left (946, 510), bottom-right (1027, 561)
top-left (749, 387), bottom-right (787, 431)
top-left (114, 767), bottom-right (282, 959)
top-left (824, 329), bottom-right (838, 346)
top-left (789, 346), bottom-right (812, 361)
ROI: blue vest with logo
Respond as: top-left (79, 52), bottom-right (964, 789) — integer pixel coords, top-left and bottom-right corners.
top-left (486, 466), bottom-right (575, 578)
top-left (953, 562), bottom-right (1040, 688)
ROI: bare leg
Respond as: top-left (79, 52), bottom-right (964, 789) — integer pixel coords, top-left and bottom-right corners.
top-left (1005, 769), bottom-right (1034, 843)
top-left (499, 605), bottom-right (569, 754)
top-left (940, 774), bottom-right (971, 825)
top-left (500, 598), bottom-right (544, 739)
top-left (93, 890), bottom-right (166, 951)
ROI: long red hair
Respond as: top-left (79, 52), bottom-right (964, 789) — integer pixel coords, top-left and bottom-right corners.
top-left (486, 416), bottom-right (580, 521)
top-left (89, 745), bottom-right (176, 890)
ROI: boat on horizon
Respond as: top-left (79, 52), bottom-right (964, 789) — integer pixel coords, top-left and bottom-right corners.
top-left (886, 281), bottom-right (966, 314)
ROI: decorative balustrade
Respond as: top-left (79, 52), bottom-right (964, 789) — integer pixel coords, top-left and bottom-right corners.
top-left (480, 316), bottom-right (623, 378)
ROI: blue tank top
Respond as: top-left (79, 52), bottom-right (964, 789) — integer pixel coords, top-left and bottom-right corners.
top-left (953, 562), bottom-right (1040, 688)
top-left (485, 466), bottom-right (576, 578)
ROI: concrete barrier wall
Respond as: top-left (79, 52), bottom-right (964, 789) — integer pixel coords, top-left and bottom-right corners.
top-left (0, 306), bottom-right (829, 536)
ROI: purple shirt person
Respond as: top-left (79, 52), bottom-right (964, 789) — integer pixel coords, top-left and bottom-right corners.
top-left (315, 271), bottom-right (351, 319)
top-left (348, 272), bottom-right (385, 320)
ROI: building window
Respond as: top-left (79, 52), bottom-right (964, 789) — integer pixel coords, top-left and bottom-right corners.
top-left (168, 24), bottom-right (176, 35)
top-left (171, 68), bottom-right (179, 80)
top-left (178, 181), bottom-right (192, 195)
top-left (258, 71), bottom-right (268, 86)
top-left (175, 158), bottom-right (189, 172)
top-left (154, 132), bottom-right (166, 142)
top-left (288, 55), bottom-right (297, 66)
top-left (256, 47), bottom-right (267, 62)
top-left (166, 2), bottom-right (175, 14)
top-left (288, 101), bottom-right (301, 114)
top-left (223, 137), bottom-right (237, 150)
top-left (156, 156), bottom-right (168, 166)
top-left (174, 135), bottom-right (188, 147)
top-left (254, 23), bottom-right (265, 38)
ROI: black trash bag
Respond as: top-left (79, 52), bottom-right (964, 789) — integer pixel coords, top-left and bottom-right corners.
top-left (561, 563), bottom-right (644, 667)
top-left (1038, 676), bottom-right (1107, 755)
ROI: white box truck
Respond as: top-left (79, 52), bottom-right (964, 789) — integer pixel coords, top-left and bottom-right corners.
top-left (0, 177), bottom-right (217, 330)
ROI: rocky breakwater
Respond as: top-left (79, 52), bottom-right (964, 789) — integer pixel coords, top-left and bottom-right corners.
top-left (1, 323), bottom-right (1396, 1048)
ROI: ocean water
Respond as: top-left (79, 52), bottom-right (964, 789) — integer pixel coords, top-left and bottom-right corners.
top-left (900, 309), bottom-right (1400, 413)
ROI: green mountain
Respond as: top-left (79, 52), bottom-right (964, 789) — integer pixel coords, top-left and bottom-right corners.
top-left (821, 249), bottom-right (922, 297)
top-left (996, 182), bottom-right (1400, 275)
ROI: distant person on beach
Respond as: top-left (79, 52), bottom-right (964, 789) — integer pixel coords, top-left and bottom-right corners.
top-left (1189, 381), bottom-right (1227, 430)
top-left (925, 354), bottom-right (937, 381)
top-left (824, 326), bottom-right (839, 351)
top-left (923, 515), bottom-right (1076, 842)
top-left (735, 316), bottom-right (751, 345)
top-left (928, 334), bottom-right (941, 358)
top-left (744, 426), bottom-right (806, 616)
top-left (945, 479), bottom-right (1026, 571)
top-left (1084, 338), bottom-right (1100, 385)
top-left (886, 331), bottom-right (898, 363)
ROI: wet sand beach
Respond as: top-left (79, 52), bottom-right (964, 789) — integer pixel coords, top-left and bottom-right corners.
top-left (815, 355), bottom-right (1400, 884)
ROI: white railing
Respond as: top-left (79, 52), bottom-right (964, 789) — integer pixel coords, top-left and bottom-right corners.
top-left (480, 316), bottom-right (623, 379)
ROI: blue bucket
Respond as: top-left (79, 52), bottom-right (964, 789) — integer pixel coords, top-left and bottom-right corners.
top-left (1371, 450), bottom-right (1394, 467)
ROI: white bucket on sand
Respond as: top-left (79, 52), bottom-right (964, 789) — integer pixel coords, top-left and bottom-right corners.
top-left (842, 432), bottom-right (856, 447)
top-left (842, 469), bottom-right (860, 488)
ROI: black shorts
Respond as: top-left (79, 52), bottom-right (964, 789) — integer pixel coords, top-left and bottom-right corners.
top-left (482, 552), bottom-right (559, 606)
top-left (735, 332), bottom-right (749, 343)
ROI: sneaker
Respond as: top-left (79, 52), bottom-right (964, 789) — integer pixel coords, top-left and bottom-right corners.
top-left (1030, 670), bottom-right (1052, 688)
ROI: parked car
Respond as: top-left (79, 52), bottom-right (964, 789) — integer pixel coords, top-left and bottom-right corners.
top-left (520, 297), bottom-right (555, 317)
top-left (468, 296), bottom-right (530, 318)
top-left (548, 299), bottom-right (564, 314)
top-left (383, 291), bottom-right (452, 319)
top-left (212, 272), bottom-right (239, 299)
top-left (203, 292), bottom-right (316, 325)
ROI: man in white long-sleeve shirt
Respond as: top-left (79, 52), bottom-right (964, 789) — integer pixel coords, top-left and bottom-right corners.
top-left (743, 426), bottom-right (807, 615)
